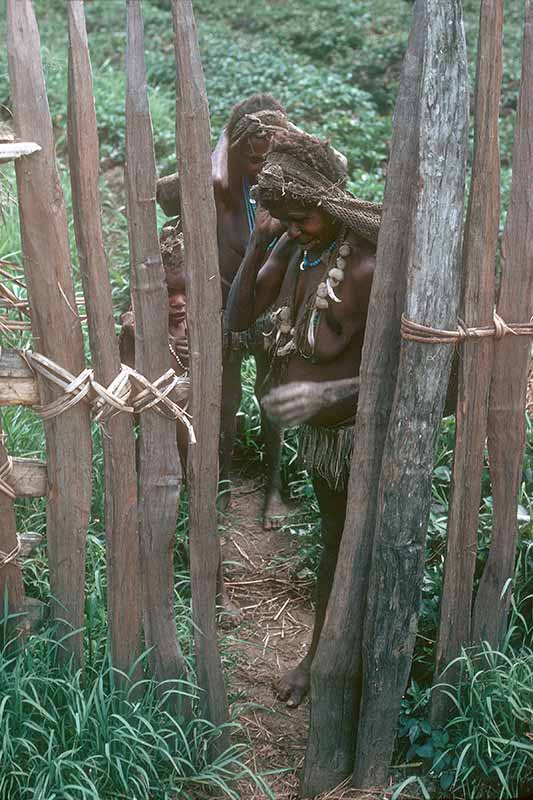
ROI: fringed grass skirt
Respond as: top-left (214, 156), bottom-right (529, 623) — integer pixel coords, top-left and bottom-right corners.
top-left (298, 420), bottom-right (355, 491)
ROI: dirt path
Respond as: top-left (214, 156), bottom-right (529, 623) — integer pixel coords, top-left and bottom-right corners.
top-left (219, 475), bottom-right (313, 799)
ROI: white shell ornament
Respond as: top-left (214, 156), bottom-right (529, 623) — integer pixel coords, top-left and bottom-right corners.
top-left (329, 267), bottom-right (344, 282)
top-left (336, 257), bottom-right (347, 270)
top-left (280, 322), bottom-right (291, 334)
top-left (316, 282), bottom-right (328, 298)
top-left (326, 279), bottom-right (341, 303)
top-left (315, 296), bottom-right (329, 310)
top-left (339, 244), bottom-right (351, 257)
top-left (279, 306), bottom-right (291, 322)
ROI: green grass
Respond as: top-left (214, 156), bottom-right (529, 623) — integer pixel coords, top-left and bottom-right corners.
top-left (0, 626), bottom-right (271, 800)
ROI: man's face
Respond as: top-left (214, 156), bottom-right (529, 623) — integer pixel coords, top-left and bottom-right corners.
top-left (267, 201), bottom-right (338, 251)
top-left (166, 270), bottom-right (186, 326)
top-left (238, 135), bottom-right (271, 184)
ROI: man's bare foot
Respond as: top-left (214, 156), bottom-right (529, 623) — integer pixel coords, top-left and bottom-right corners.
top-left (263, 488), bottom-right (290, 530)
top-left (276, 660), bottom-right (310, 707)
top-left (217, 592), bottom-right (244, 628)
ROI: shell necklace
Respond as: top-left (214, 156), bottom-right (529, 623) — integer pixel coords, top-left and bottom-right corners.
top-left (273, 229), bottom-right (351, 356)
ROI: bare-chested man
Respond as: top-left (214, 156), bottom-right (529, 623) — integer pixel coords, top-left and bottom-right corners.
top-left (226, 130), bottom-right (382, 706)
top-left (157, 94), bottom-right (290, 529)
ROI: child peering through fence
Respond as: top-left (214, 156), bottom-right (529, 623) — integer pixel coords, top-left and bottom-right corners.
top-left (118, 221), bottom-right (242, 624)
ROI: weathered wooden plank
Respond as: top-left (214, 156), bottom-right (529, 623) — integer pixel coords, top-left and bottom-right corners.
top-left (7, 0), bottom-right (92, 667)
top-left (301, 3), bottom-right (427, 794)
top-left (431, 0), bottom-right (502, 725)
top-left (125, 0), bottom-right (189, 708)
top-left (0, 379), bottom-right (39, 407)
top-left (11, 458), bottom-right (47, 497)
top-left (171, 0), bottom-right (229, 740)
top-left (67, 0), bottom-right (142, 678)
top-left (352, 0), bottom-right (468, 788)
top-left (0, 141), bottom-right (41, 163)
top-left (0, 415), bottom-right (26, 636)
top-left (472, 0), bottom-right (533, 645)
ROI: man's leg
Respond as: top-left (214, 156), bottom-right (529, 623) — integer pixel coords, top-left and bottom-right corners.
top-left (255, 347), bottom-right (289, 529)
top-left (219, 348), bottom-right (243, 510)
top-left (277, 475), bottom-right (348, 707)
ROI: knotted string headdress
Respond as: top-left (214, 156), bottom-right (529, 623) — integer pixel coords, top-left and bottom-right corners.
top-left (255, 148), bottom-right (382, 245)
top-left (229, 110), bottom-right (289, 148)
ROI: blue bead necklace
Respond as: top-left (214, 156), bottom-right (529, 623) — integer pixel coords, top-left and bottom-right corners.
top-left (300, 238), bottom-right (337, 271)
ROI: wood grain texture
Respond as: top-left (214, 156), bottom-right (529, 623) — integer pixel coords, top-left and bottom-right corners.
top-left (301, 3), bottom-right (427, 794)
top-left (171, 0), bottom-right (229, 741)
top-left (431, 0), bottom-right (502, 725)
top-left (125, 0), bottom-right (190, 711)
top-left (7, 0), bottom-right (92, 667)
top-left (352, 0), bottom-right (468, 787)
top-left (0, 350), bottom-right (39, 406)
top-left (472, 0), bottom-right (533, 645)
top-left (11, 458), bottom-right (47, 497)
top-left (67, 0), bottom-right (142, 678)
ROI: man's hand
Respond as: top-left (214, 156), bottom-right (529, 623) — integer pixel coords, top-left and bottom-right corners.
top-left (262, 382), bottom-right (330, 427)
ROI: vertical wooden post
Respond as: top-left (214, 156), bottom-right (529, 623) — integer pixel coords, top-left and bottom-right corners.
top-left (171, 0), bottom-right (229, 741)
top-left (472, 0), bottom-right (533, 645)
top-left (125, 0), bottom-right (190, 708)
top-left (301, 3), bottom-right (427, 794)
top-left (67, 0), bottom-right (142, 677)
top-left (352, 0), bottom-right (468, 788)
top-left (0, 415), bottom-right (26, 637)
top-left (7, 0), bottom-right (93, 668)
top-left (431, 0), bottom-right (502, 725)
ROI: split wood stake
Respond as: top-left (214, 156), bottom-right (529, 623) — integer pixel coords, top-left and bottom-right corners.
top-left (67, 0), bottom-right (142, 679)
top-left (302, 2), bottom-right (428, 794)
top-left (171, 0), bottom-right (230, 743)
top-left (431, 0), bottom-right (503, 726)
top-left (472, 0), bottom-right (533, 645)
top-left (353, 0), bottom-right (468, 787)
top-left (125, 0), bottom-right (190, 712)
top-left (7, 0), bottom-right (92, 668)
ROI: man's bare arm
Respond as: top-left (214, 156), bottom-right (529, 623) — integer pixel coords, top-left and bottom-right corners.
top-left (262, 378), bottom-right (360, 427)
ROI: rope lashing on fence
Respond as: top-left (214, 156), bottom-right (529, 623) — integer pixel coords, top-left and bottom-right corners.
top-left (22, 351), bottom-right (196, 443)
top-left (0, 536), bottom-right (22, 570)
top-left (0, 455), bottom-right (23, 571)
top-left (401, 310), bottom-right (533, 344)
top-left (0, 455), bottom-right (16, 500)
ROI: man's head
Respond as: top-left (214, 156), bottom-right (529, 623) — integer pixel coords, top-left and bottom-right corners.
top-left (255, 129), bottom-right (382, 246)
top-left (226, 93), bottom-right (287, 184)
top-left (160, 223), bottom-right (186, 325)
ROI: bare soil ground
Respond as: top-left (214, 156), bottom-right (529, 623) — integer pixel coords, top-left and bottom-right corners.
top-left (219, 475), bottom-right (384, 800)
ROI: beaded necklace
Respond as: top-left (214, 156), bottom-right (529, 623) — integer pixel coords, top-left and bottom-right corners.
top-left (242, 177), bottom-right (257, 236)
top-left (168, 339), bottom-right (188, 375)
top-left (300, 238), bottom-right (337, 271)
top-left (269, 227), bottom-right (352, 357)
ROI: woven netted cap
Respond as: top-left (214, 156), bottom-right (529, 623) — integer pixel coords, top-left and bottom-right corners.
top-left (159, 220), bottom-right (184, 272)
top-left (229, 110), bottom-right (289, 148)
top-left (256, 148), bottom-right (382, 245)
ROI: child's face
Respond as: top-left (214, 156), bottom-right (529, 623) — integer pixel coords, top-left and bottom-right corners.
top-left (166, 270), bottom-right (186, 325)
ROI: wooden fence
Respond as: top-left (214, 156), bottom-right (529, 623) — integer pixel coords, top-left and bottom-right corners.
top-left (302, 0), bottom-right (533, 794)
top-left (1, 0), bottom-right (532, 794)
top-left (0, 0), bottom-right (227, 734)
